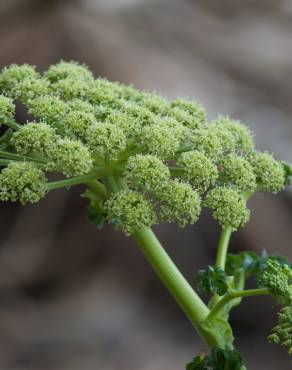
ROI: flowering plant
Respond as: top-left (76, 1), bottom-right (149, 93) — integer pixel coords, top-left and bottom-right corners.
top-left (0, 61), bottom-right (291, 369)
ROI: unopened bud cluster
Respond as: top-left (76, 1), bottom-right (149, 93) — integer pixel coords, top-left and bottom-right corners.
top-left (0, 61), bottom-right (289, 234)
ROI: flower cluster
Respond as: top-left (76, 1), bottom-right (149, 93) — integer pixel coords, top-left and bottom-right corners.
top-left (0, 61), bottom-right (290, 233)
top-left (268, 305), bottom-right (292, 355)
top-left (257, 258), bottom-right (292, 305)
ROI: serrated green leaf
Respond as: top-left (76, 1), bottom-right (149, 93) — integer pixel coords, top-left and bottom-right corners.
top-left (186, 348), bottom-right (244, 370)
top-left (196, 266), bottom-right (229, 296)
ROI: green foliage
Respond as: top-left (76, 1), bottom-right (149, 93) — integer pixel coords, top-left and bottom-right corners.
top-left (226, 250), bottom-right (291, 279)
top-left (186, 348), bottom-right (244, 370)
top-left (196, 266), bottom-right (229, 296)
top-left (281, 161), bottom-right (292, 186)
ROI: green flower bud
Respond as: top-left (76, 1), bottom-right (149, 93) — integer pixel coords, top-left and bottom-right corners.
top-left (140, 123), bottom-right (181, 159)
top-left (269, 306), bottom-right (292, 355)
top-left (121, 102), bottom-right (156, 126)
top-left (137, 92), bottom-right (169, 115)
top-left (177, 150), bottom-right (218, 193)
top-left (89, 87), bottom-right (123, 109)
top-left (86, 122), bottom-right (126, 160)
top-left (212, 116), bottom-right (254, 154)
top-left (106, 111), bottom-right (139, 138)
top-left (0, 162), bottom-right (47, 204)
top-left (190, 127), bottom-right (222, 160)
top-left (47, 138), bottom-right (93, 177)
top-left (50, 78), bottom-right (91, 100)
top-left (126, 154), bottom-right (170, 193)
top-left (28, 96), bottom-right (68, 125)
top-left (170, 98), bottom-right (206, 127)
top-left (159, 180), bottom-right (201, 227)
top-left (168, 107), bottom-right (203, 130)
top-left (0, 95), bottom-right (15, 125)
top-left (105, 190), bottom-right (157, 235)
top-left (11, 122), bottom-right (57, 155)
top-left (222, 154), bottom-right (257, 192)
top-left (204, 187), bottom-right (250, 230)
top-left (95, 104), bottom-right (116, 122)
top-left (67, 99), bottom-right (96, 115)
top-left (45, 61), bottom-right (94, 83)
top-left (0, 64), bottom-right (39, 92)
top-left (15, 78), bottom-right (50, 104)
top-left (252, 152), bottom-right (285, 193)
top-left (63, 111), bottom-right (96, 139)
top-left (257, 259), bottom-right (292, 305)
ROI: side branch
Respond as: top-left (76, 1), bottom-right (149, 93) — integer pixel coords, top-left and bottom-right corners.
top-left (207, 288), bottom-right (270, 321)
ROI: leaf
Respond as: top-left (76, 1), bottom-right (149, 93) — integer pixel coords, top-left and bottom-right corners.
top-left (83, 189), bottom-right (106, 229)
top-left (186, 356), bottom-right (207, 370)
top-left (186, 348), bottom-right (244, 370)
top-left (226, 250), bottom-right (291, 279)
top-left (86, 204), bottom-right (106, 229)
top-left (196, 266), bottom-right (229, 296)
top-left (281, 161), bottom-right (292, 186)
top-left (205, 348), bottom-right (244, 370)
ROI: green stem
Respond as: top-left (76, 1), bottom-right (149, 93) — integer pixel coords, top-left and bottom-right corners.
top-left (0, 150), bottom-right (48, 164)
top-left (85, 180), bottom-right (108, 198)
top-left (207, 288), bottom-right (270, 321)
top-left (215, 227), bottom-right (232, 270)
top-left (47, 173), bottom-right (98, 190)
top-left (106, 175), bottom-right (121, 193)
top-left (133, 227), bottom-right (212, 346)
top-left (0, 159), bottom-right (14, 166)
top-left (5, 119), bottom-right (20, 130)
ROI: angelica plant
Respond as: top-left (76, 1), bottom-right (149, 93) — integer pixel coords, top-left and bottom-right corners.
top-left (0, 61), bottom-right (291, 369)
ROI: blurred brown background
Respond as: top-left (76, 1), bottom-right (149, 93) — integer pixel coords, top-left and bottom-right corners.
top-left (0, 1), bottom-right (291, 369)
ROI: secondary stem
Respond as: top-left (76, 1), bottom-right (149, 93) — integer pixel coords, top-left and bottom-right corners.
top-left (47, 173), bottom-right (99, 190)
top-left (133, 227), bottom-right (212, 346)
top-left (207, 288), bottom-right (270, 321)
top-left (215, 227), bottom-right (232, 270)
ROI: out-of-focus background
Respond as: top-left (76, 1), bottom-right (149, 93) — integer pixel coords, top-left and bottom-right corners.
top-left (0, 1), bottom-right (291, 369)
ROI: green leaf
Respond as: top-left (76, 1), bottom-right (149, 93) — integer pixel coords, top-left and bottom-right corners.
top-left (205, 348), bottom-right (244, 370)
top-left (83, 189), bottom-right (106, 229)
top-left (186, 356), bottom-right (206, 370)
top-left (226, 250), bottom-right (291, 279)
top-left (186, 348), bottom-right (244, 370)
top-left (281, 161), bottom-right (292, 186)
top-left (196, 266), bottom-right (229, 296)
top-left (86, 204), bottom-right (106, 229)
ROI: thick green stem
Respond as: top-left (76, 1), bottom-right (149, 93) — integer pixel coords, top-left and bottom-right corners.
top-left (133, 227), bottom-right (213, 346)
top-left (207, 288), bottom-right (270, 321)
top-left (215, 227), bottom-right (232, 270)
